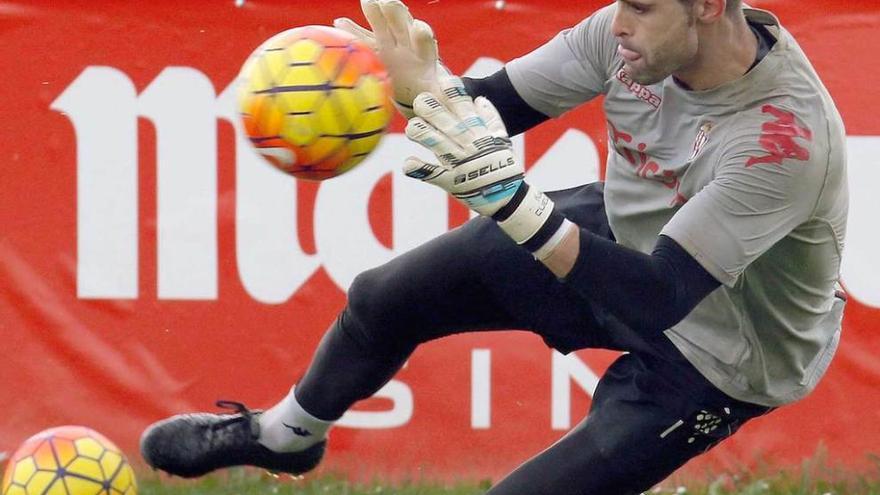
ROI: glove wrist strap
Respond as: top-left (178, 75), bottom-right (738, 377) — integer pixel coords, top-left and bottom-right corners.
top-left (494, 183), bottom-right (568, 258)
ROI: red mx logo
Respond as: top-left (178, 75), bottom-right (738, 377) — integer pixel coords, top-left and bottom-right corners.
top-left (746, 105), bottom-right (813, 168)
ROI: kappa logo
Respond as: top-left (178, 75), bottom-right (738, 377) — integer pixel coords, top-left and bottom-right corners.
top-left (746, 105), bottom-right (813, 168)
top-left (281, 423), bottom-right (312, 437)
top-left (616, 69), bottom-right (662, 109)
top-left (282, 423), bottom-right (313, 437)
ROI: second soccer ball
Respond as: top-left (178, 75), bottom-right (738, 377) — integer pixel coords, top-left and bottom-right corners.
top-left (1, 425), bottom-right (137, 495)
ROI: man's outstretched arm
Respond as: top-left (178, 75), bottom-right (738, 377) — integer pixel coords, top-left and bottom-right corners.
top-left (404, 76), bottom-right (720, 334)
top-left (544, 224), bottom-right (720, 333)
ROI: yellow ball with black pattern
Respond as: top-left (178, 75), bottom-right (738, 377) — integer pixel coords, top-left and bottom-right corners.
top-left (238, 26), bottom-right (393, 180)
top-left (1, 426), bottom-right (137, 495)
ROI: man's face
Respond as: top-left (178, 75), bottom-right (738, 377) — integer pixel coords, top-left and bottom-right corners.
top-left (612, 0), bottom-right (699, 85)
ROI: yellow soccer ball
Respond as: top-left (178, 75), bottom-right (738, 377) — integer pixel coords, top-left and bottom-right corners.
top-left (1, 426), bottom-right (137, 495)
top-left (238, 25), bottom-right (394, 180)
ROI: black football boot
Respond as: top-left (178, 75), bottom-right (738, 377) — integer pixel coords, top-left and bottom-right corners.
top-left (140, 400), bottom-right (325, 478)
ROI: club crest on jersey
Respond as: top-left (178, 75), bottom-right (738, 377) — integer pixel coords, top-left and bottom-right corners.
top-left (616, 69), bottom-right (662, 108)
top-left (689, 122), bottom-right (714, 161)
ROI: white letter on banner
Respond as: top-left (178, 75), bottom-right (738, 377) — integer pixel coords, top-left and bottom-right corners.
top-left (139, 68), bottom-right (218, 300)
top-left (54, 62), bottom-right (603, 302)
top-left (471, 349), bottom-right (492, 429)
top-left (337, 379), bottom-right (414, 429)
top-left (315, 134), bottom-right (445, 290)
top-left (526, 129), bottom-right (600, 191)
top-left (551, 351), bottom-right (599, 430)
top-left (216, 83), bottom-right (321, 304)
top-left (51, 67), bottom-right (139, 299)
top-left (841, 136), bottom-right (880, 308)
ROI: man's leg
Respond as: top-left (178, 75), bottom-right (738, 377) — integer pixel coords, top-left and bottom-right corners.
top-left (263, 183), bottom-right (613, 441)
top-left (142, 183), bottom-right (613, 477)
top-left (485, 351), bottom-right (773, 495)
top-left (256, 217), bottom-right (538, 449)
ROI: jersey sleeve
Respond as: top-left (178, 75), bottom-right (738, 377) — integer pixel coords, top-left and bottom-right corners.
top-left (505, 3), bottom-right (619, 118)
top-left (660, 105), bottom-right (827, 287)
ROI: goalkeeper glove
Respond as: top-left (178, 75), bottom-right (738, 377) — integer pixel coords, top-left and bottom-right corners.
top-left (334, 0), bottom-right (449, 118)
top-left (403, 77), bottom-right (572, 259)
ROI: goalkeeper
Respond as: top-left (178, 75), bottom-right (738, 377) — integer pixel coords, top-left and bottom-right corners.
top-left (141, 0), bottom-right (848, 493)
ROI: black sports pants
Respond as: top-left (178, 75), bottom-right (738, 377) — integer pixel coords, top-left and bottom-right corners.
top-left (296, 182), bottom-right (773, 495)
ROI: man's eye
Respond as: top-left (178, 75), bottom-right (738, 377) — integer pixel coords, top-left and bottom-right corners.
top-left (618, 0), bottom-right (650, 15)
top-left (626, 2), bottom-right (649, 14)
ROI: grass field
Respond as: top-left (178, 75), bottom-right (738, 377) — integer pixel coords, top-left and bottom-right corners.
top-left (137, 466), bottom-right (880, 495)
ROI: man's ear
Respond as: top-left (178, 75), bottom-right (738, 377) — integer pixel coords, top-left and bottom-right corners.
top-left (694, 0), bottom-right (726, 23)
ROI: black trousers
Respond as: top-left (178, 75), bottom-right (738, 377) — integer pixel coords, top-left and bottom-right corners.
top-left (296, 182), bottom-right (773, 495)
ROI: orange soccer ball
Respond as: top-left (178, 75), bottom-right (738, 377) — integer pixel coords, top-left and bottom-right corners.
top-left (237, 25), bottom-right (394, 180)
top-left (1, 426), bottom-right (137, 495)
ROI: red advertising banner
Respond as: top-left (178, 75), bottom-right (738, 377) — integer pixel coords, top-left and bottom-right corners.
top-left (2, 0), bottom-right (879, 483)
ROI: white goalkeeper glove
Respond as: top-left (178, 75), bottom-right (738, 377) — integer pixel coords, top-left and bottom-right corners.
top-left (334, 0), bottom-right (450, 118)
top-left (404, 77), bottom-right (571, 257)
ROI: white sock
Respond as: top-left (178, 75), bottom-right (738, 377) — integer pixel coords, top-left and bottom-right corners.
top-left (257, 387), bottom-right (333, 452)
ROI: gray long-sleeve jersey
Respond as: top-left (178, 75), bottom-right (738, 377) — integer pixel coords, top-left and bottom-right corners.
top-left (507, 5), bottom-right (848, 406)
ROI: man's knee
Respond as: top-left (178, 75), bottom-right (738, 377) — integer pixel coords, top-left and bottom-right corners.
top-left (345, 267), bottom-right (398, 348)
top-left (346, 254), bottom-right (443, 350)
top-left (344, 216), bottom-right (524, 349)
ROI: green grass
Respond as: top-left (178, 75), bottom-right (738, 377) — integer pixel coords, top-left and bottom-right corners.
top-left (136, 466), bottom-right (880, 495)
top-left (138, 470), bottom-right (490, 495)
